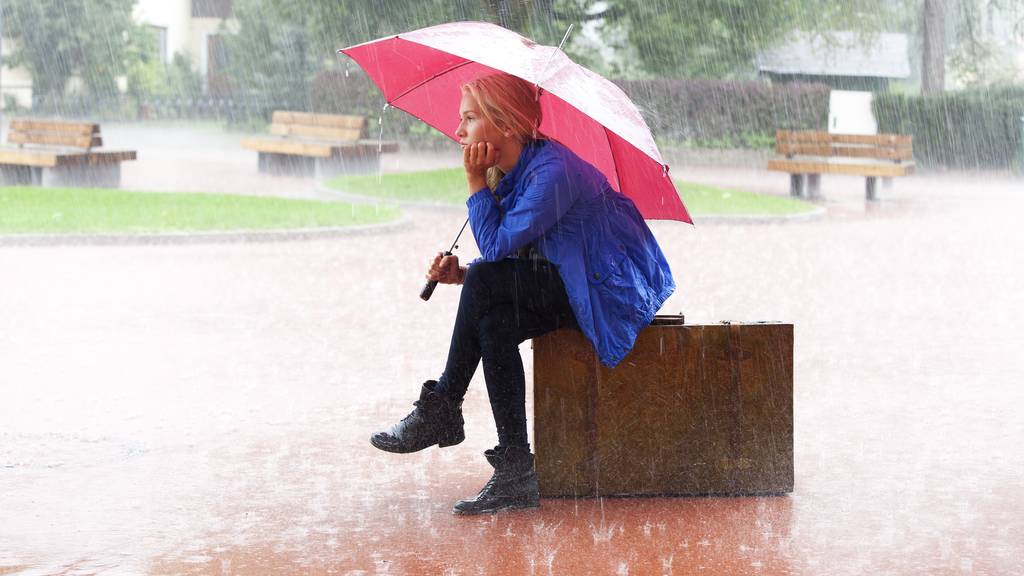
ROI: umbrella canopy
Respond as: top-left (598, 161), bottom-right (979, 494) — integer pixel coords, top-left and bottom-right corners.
top-left (340, 22), bottom-right (691, 223)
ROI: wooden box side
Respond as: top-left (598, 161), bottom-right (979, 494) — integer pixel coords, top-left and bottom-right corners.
top-left (534, 322), bottom-right (793, 497)
top-left (533, 328), bottom-right (599, 497)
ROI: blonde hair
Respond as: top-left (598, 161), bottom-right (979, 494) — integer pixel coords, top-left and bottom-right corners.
top-left (461, 74), bottom-right (543, 190)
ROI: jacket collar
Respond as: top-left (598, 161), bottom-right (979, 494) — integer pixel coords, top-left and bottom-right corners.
top-left (494, 139), bottom-right (547, 199)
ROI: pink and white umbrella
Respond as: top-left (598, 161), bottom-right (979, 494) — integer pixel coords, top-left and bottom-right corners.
top-left (340, 21), bottom-right (691, 223)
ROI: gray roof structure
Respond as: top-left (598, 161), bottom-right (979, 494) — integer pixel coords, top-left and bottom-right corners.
top-left (757, 32), bottom-right (911, 79)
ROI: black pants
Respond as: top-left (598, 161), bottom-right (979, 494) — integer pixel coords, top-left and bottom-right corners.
top-left (435, 258), bottom-right (577, 448)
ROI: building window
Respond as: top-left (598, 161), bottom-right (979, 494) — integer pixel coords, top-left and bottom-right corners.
top-left (206, 34), bottom-right (231, 95)
top-left (192, 0), bottom-right (233, 19)
top-left (150, 26), bottom-right (169, 65)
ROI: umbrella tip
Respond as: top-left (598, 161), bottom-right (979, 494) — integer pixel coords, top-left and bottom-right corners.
top-left (558, 24), bottom-right (575, 51)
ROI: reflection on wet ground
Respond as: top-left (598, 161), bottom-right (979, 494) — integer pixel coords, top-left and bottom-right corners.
top-left (149, 496), bottom-right (795, 575)
top-left (2, 132), bottom-right (1023, 574)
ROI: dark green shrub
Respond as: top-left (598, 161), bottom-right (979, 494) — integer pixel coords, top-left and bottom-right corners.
top-left (874, 88), bottom-right (1024, 170)
top-left (615, 79), bottom-right (831, 148)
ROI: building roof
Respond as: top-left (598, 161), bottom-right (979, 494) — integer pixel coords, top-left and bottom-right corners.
top-left (757, 31), bottom-right (911, 79)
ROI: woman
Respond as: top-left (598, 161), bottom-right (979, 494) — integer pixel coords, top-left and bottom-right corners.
top-left (370, 73), bottom-right (675, 515)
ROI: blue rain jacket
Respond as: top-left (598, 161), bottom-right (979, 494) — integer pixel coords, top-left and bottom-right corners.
top-left (467, 139), bottom-right (675, 367)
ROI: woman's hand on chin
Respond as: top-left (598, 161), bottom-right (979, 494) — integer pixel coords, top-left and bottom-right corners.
top-left (463, 141), bottom-right (498, 193)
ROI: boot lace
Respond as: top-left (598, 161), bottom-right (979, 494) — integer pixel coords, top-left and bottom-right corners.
top-left (398, 400), bottom-right (424, 425)
top-left (475, 471), bottom-right (501, 499)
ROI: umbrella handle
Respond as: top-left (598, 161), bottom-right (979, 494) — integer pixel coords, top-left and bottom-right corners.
top-left (419, 251), bottom-right (452, 301)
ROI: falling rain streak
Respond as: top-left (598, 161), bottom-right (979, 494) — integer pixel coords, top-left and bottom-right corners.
top-left (0, 0), bottom-right (1023, 575)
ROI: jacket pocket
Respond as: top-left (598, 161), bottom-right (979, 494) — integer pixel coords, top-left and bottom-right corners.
top-left (586, 243), bottom-right (628, 285)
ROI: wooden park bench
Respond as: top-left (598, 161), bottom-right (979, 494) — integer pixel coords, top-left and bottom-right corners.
top-left (533, 317), bottom-right (793, 497)
top-left (767, 130), bottom-right (914, 201)
top-left (0, 119), bottom-right (137, 188)
top-left (241, 111), bottom-right (399, 178)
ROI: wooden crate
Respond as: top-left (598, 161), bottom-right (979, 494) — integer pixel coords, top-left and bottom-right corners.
top-left (533, 318), bottom-right (793, 497)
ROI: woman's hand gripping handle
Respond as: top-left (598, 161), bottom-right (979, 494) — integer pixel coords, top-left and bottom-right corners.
top-left (420, 251), bottom-right (465, 301)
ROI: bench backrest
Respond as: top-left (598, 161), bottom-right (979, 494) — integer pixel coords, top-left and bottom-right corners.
top-left (8, 119), bottom-right (102, 150)
top-left (269, 111), bottom-right (367, 141)
top-left (776, 130), bottom-right (913, 162)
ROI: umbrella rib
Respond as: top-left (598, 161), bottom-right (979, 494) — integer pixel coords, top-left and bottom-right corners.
top-left (602, 126), bottom-right (622, 193)
top-left (388, 60), bottom-right (474, 105)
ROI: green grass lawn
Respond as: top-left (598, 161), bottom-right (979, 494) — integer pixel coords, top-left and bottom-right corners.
top-left (0, 187), bottom-right (401, 235)
top-left (672, 181), bottom-right (815, 216)
top-left (327, 168), bottom-right (469, 205)
top-left (326, 168), bottom-right (815, 216)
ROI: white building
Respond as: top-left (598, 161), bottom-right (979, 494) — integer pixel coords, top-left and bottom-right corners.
top-left (0, 36), bottom-right (34, 108)
top-left (133, 0), bottom-right (237, 94)
top-left (1, 0), bottom-right (236, 109)
top-left (756, 32), bottom-right (912, 92)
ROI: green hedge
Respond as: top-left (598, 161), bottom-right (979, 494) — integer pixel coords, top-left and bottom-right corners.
top-left (874, 88), bottom-right (1024, 170)
top-left (614, 79), bottom-right (830, 148)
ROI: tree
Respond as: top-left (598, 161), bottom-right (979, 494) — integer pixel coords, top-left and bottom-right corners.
top-left (1, 0), bottom-right (143, 105)
top-left (223, 0), bottom-right (471, 107)
top-left (948, 0), bottom-right (1024, 88)
top-left (910, 0), bottom-right (1024, 93)
top-left (220, 0), bottom-right (319, 109)
top-left (222, 0), bottom-right (575, 113)
top-left (921, 0), bottom-right (947, 93)
top-left (579, 0), bottom-right (900, 79)
top-left (225, 0), bottom-right (918, 109)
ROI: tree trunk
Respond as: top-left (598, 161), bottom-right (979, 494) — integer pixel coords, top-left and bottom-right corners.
top-left (922, 0), bottom-right (946, 94)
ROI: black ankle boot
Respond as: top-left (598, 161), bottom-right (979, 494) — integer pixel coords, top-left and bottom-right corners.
top-left (452, 445), bottom-right (540, 515)
top-left (370, 381), bottom-right (465, 453)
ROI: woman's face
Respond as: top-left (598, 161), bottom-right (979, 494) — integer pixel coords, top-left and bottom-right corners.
top-left (456, 91), bottom-right (505, 150)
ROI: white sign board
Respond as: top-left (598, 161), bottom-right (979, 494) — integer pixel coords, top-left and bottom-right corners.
top-left (828, 90), bottom-right (878, 135)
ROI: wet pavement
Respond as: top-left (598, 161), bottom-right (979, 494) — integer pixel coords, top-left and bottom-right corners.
top-left (2, 125), bottom-right (1023, 575)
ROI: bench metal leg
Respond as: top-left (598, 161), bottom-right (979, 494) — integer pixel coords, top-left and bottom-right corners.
top-left (258, 152), bottom-right (316, 177)
top-left (41, 164), bottom-right (121, 188)
top-left (316, 152), bottom-right (382, 179)
top-left (806, 173), bottom-right (822, 200)
top-left (258, 150), bottom-right (385, 178)
top-left (257, 151), bottom-right (272, 173)
top-left (866, 177), bottom-right (879, 201)
top-left (0, 165), bottom-right (41, 186)
top-left (789, 174), bottom-right (806, 198)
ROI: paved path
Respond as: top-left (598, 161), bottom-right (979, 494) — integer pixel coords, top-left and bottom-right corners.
top-left (1, 124), bottom-right (1022, 574)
